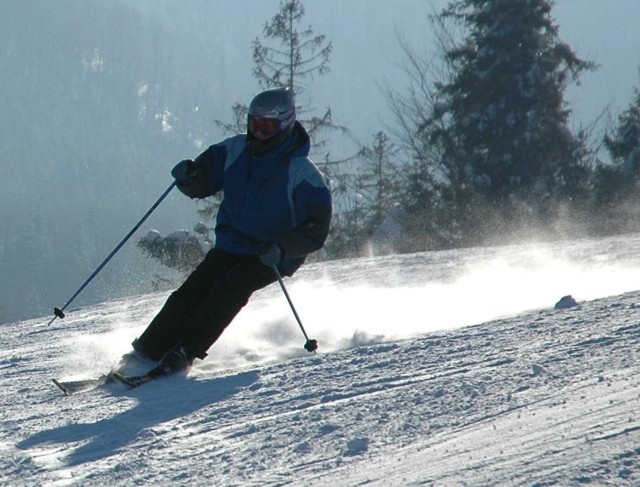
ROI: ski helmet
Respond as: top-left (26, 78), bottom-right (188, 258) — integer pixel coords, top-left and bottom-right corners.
top-left (247, 87), bottom-right (296, 142)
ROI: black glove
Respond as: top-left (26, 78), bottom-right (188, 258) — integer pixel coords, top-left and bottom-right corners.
top-left (171, 159), bottom-right (198, 182)
top-left (259, 242), bottom-right (283, 267)
top-left (171, 160), bottom-right (201, 198)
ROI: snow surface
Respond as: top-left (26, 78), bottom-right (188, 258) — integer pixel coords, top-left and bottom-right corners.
top-left (4, 233), bottom-right (640, 486)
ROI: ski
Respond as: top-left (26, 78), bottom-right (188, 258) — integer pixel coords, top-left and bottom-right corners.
top-left (111, 371), bottom-right (159, 389)
top-left (52, 351), bottom-right (159, 395)
top-left (51, 374), bottom-right (115, 395)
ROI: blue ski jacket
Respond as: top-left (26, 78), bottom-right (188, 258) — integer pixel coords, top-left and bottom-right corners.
top-left (183, 122), bottom-right (332, 275)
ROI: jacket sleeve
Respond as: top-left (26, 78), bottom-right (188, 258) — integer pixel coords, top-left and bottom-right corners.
top-left (177, 144), bottom-right (226, 199)
top-left (277, 162), bottom-right (333, 260)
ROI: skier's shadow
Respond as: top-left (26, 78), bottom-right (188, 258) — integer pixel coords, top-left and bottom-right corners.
top-left (18, 369), bottom-right (260, 466)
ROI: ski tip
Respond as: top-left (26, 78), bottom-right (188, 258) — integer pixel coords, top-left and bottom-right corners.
top-left (52, 378), bottom-right (70, 396)
top-left (51, 375), bottom-right (113, 395)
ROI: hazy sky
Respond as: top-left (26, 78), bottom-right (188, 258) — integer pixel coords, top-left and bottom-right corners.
top-left (312, 0), bottom-right (640, 148)
top-left (141, 0), bottom-right (640, 158)
top-left (206, 0), bottom-right (640, 156)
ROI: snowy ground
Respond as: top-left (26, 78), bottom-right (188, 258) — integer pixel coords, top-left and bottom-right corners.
top-left (3, 233), bottom-right (640, 486)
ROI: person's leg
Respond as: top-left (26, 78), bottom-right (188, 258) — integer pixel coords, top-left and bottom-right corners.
top-left (179, 257), bottom-right (277, 359)
top-left (133, 249), bottom-right (242, 360)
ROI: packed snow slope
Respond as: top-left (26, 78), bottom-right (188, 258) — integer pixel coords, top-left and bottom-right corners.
top-left (3, 233), bottom-right (640, 486)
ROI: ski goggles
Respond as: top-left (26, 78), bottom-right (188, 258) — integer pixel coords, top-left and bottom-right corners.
top-left (249, 116), bottom-right (283, 140)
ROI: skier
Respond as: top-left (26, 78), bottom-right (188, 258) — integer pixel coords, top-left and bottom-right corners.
top-left (130, 86), bottom-right (332, 377)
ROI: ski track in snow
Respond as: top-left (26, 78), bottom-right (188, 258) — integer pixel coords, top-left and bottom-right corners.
top-left (2, 234), bottom-right (640, 486)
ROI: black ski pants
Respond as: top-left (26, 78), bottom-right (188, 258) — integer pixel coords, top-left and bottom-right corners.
top-left (134, 248), bottom-right (277, 361)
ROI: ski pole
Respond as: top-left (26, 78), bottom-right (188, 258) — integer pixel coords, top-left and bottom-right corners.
top-left (272, 265), bottom-right (318, 352)
top-left (48, 181), bottom-right (177, 326)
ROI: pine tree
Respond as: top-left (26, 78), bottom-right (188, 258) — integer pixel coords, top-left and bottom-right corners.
top-left (251, 0), bottom-right (345, 158)
top-left (356, 132), bottom-right (404, 250)
top-left (252, 0), bottom-right (331, 93)
top-left (604, 78), bottom-right (640, 176)
top-left (398, 0), bottom-right (595, 246)
top-left (593, 70), bottom-right (640, 233)
top-left (217, 0), bottom-right (333, 139)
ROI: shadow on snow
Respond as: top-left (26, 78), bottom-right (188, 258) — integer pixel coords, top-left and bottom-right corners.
top-left (17, 369), bottom-right (260, 466)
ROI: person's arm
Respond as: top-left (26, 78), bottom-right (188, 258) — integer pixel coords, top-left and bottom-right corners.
top-left (278, 168), bottom-right (332, 260)
top-left (171, 144), bottom-right (226, 199)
